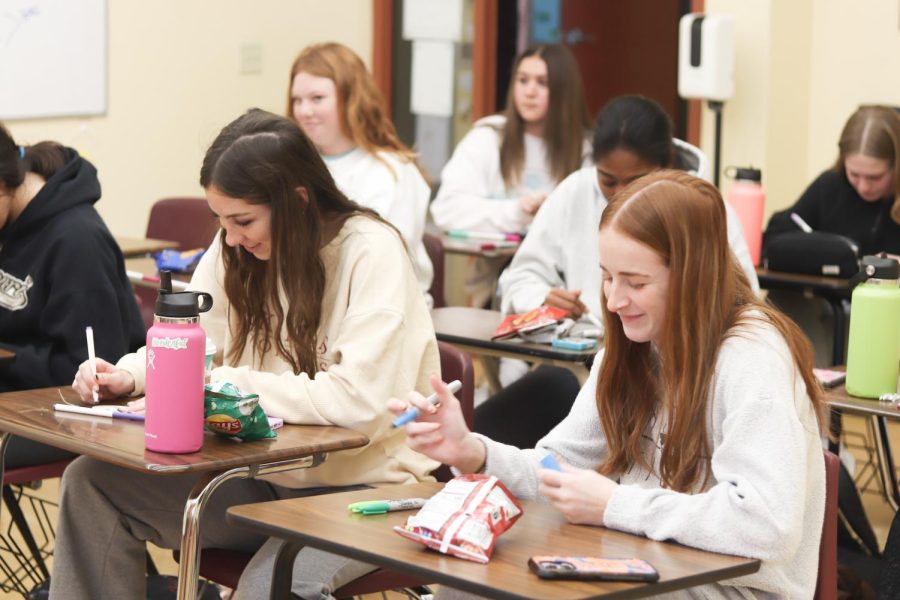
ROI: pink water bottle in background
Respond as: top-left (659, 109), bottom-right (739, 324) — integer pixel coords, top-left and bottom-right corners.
top-left (725, 167), bottom-right (765, 266)
top-left (144, 272), bottom-right (214, 454)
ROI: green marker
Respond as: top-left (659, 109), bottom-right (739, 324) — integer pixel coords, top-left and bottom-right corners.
top-left (347, 498), bottom-right (428, 515)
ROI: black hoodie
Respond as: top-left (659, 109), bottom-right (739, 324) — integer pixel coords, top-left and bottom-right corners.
top-left (0, 148), bottom-right (145, 392)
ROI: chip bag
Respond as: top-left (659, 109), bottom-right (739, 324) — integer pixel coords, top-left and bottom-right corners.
top-left (204, 382), bottom-right (276, 440)
top-left (393, 474), bottom-right (523, 563)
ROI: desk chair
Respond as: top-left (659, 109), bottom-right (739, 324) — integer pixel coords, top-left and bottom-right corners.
top-left (423, 233), bottom-right (446, 308)
top-left (0, 459), bottom-right (73, 595)
top-left (137, 198), bottom-right (219, 329)
top-left (815, 449), bottom-right (839, 600)
top-left (176, 341), bottom-right (475, 597)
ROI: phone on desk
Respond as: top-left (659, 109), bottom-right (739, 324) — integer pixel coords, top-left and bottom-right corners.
top-left (551, 337), bottom-right (598, 351)
top-left (528, 556), bottom-right (659, 582)
top-left (812, 368), bottom-right (846, 388)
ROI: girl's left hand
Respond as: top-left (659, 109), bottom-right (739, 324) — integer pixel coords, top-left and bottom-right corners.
top-left (537, 459), bottom-right (618, 526)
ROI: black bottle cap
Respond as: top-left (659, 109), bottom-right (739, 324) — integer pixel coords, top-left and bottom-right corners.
top-left (734, 167), bottom-right (762, 183)
top-left (154, 270), bottom-right (214, 318)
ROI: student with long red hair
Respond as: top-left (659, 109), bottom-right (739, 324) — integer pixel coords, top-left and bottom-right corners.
top-left (393, 170), bottom-right (827, 599)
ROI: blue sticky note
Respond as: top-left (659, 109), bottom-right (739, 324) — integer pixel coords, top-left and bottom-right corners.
top-left (540, 454), bottom-right (561, 471)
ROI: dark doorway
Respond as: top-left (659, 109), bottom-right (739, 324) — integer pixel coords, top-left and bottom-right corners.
top-left (495, 0), bottom-right (689, 138)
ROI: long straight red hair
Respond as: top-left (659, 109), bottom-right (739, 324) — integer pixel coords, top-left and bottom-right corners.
top-left (596, 171), bottom-right (825, 492)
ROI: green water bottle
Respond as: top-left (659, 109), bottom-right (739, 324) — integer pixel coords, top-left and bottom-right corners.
top-left (845, 255), bottom-right (900, 398)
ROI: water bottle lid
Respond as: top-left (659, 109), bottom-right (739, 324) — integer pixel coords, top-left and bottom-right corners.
top-left (850, 255), bottom-right (900, 289)
top-left (154, 270), bottom-right (214, 318)
top-left (733, 167), bottom-right (762, 183)
top-left (860, 255), bottom-right (900, 279)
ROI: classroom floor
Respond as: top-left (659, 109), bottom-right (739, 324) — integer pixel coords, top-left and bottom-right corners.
top-left (0, 413), bottom-right (896, 599)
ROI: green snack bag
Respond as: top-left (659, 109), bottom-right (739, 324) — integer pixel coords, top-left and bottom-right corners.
top-left (204, 381), bottom-right (276, 440)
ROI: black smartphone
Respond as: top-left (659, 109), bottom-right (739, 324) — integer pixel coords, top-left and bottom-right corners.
top-left (528, 556), bottom-right (659, 582)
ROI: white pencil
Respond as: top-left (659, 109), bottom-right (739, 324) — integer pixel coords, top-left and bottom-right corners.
top-left (85, 326), bottom-right (99, 403)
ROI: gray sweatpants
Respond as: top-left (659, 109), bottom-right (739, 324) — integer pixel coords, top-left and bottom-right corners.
top-left (49, 456), bottom-right (376, 599)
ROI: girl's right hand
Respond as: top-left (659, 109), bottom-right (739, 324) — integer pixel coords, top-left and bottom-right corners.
top-left (71, 358), bottom-right (135, 404)
top-left (545, 288), bottom-right (587, 318)
top-left (518, 192), bottom-right (547, 215)
top-left (387, 374), bottom-right (486, 473)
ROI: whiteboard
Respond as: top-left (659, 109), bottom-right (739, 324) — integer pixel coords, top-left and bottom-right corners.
top-left (0, 0), bottom-right (107, 120)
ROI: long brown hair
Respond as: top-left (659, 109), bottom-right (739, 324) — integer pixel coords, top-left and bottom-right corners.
top-left (286, 42), bottom-right (423, 179)
top-left (498, 44), bottom-right (590, 188)
top-left (834, 105), bottom-right (900, 224)
top-left (596, 170), bottom-right (825, 492)
top-left (199, 109), bottom-right (391, 375)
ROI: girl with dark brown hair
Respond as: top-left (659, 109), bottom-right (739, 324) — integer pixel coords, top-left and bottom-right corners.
top-left (430, 43), bottom-right (591, 305)
top-left (394, 170), bottom-right (827, 599)
top-left (62, 109), bottom-right (441, 598)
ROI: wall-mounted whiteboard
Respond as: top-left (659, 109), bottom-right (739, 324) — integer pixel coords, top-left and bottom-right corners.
top-left (0, 0), bottom-right (107, 120)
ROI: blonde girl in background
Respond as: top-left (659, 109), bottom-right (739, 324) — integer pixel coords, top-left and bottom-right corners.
top-left (288, 42), bottom-right (434, 304)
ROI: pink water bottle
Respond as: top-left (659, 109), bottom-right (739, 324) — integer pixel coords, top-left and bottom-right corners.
top-left (725, 167), bottom-right (765, 266)
top-left (144, 272), bottom-right (214, 453)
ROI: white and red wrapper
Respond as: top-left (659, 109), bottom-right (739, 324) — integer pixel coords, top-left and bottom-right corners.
top-left (393, 474), bottom-right (524, 563)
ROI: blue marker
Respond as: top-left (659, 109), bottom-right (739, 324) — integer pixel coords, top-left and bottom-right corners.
top-left (391, 380), bottom-right (462, 428)
top-left (540, 454), bottom-right (561, 471)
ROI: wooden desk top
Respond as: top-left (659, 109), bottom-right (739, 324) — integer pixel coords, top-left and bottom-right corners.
top-left (0, 387), bottom-right (369, 474)
top-left (426, 225), bottom-right (519, 259)
top-left (827, 385), bottom-right (900, 420)
top-left (432, 307), bottom-right (598, 364)
top-left (756, 268), bottom-right (850, 295)
top-left (228, 482), bottom-right (759, 600)
top-left (115, 236), bottom-right (180, 258)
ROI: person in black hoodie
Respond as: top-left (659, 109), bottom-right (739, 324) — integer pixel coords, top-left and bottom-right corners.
top-left (764, 105), bottom-right (900, 256)
top-left (0, 122), bottom-right (145, 468)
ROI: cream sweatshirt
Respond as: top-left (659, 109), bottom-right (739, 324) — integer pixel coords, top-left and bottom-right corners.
top-left (476, 318), bottom-right (825, 599)
top-left (117, 216), bottom-right (440, 488)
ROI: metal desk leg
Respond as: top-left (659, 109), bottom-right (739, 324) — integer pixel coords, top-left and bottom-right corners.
top-left (870, 415), bottom-right (900, 512)
top-left (176, 466), bottom-right (252, 600)
top-left (828, 297), bottom-right (848, 367)
top-left (175, 455), bottom-right (323, 600)
top-left (269, 541), bottom-right (304, 599)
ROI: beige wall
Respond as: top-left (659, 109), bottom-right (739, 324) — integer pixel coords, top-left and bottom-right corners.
top-left (6, 1), bottom-right (372, 237)
top-left (702, 0), bottom-right (900, 219)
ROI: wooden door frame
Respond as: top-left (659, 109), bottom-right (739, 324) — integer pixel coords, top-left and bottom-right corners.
top-left (372, 0), bottom-right (393, 112)
top-left (686, 0), bottom-right (704, 147)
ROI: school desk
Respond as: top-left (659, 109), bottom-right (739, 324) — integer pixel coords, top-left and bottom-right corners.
top-left (0, 387), bottom-right (369, 600)
top-left (431, 307), bottom-right (596, 386)
top-left (827, 384), bottom-right (900, 511)
top-left (426, 225), bottom-right (520, 260)
top-left (115, 235), bottom-right (180, 258)
top-left (755, 267), bottom-right (851, 366)
top-left (226, 481), bottom-right (761, 600)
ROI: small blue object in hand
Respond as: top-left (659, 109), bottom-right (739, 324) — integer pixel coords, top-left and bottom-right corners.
top-left (540, 454), bottom-right (561, 471)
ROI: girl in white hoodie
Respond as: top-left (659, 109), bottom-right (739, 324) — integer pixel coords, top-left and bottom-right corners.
top-left (394, 171), bottom-right (826, 600)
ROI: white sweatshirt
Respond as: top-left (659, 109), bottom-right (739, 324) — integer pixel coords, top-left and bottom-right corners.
top-left (499, 145), bottom-right (760, 317)
top-left (117, 216), bottom-right (440, 489)
top-left (476, 318), bottom-right (825, 599)
top-left (325, 148), bottom-right (434, 305)
top-left (430, 115), bottom-right (591, 234)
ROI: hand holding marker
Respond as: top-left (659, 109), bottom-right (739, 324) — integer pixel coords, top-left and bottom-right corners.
top-left (85, 326), bottom-right (99, 403)
top-left (391, 380), bottom-right (463, 427)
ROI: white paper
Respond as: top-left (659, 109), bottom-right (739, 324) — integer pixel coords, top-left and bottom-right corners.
top-left (410, 40), bottom-right (454, 117)
top-left (402, 0), bottom-right (463, 41)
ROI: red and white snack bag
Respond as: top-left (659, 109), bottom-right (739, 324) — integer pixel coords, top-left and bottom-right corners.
top-left (393, 474), bottom-right (524, 563)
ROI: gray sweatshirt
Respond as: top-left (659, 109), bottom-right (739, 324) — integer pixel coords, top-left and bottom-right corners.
top-left (477, 318), bottom-right (825, 598)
